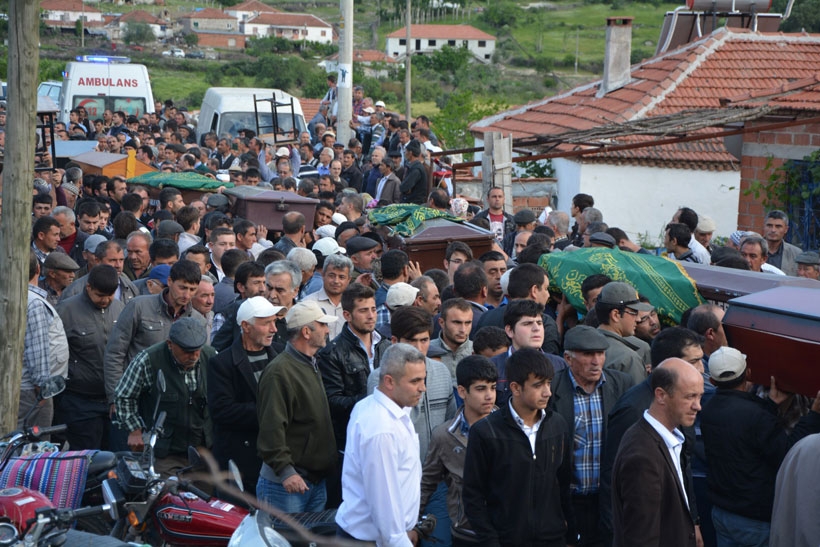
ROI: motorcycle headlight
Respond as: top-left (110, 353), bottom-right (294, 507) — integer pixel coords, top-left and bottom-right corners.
top-left (256, 511), bottom-right (290, 547)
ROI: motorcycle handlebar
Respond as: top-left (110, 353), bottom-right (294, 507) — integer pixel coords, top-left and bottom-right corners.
top-left (29, 424), bottom-right (68, 439)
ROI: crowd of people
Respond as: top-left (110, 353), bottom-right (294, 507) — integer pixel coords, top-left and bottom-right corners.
top-left (14, 89), bottom-right (820, 547)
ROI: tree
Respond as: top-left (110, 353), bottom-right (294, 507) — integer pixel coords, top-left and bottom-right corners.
top-left (433, 90), bottom-right (506, 151)
top-left (122, 22), bottom-right (155, 46)
top-left (1, 0), bottom-right (40, 433)
top-left (183, 32), bottom-right (198, 47)
top-left (481, 2), bottom-right (519, 29)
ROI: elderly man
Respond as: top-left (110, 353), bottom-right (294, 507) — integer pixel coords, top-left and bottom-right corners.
top-left (336, 344), bottom-right (429, 546)
top-left (740, 234), bottom-right (786, 275)
top-left (795, 251), bottom-right (820, 280)
top-left (302, 254), bottom-right (352, 340)
top-left (256, 301), bottom-right (338, 512)
top-left (346, 236), bottom-right (381, 289)
top-left (549, 326), bottom-right (632, 546)
top-left (38, 253), bottom-right (80, 306)
top-left (208, 296), bottom-right (283, 494)
top-left (115, 317), bottom-right (215, 477)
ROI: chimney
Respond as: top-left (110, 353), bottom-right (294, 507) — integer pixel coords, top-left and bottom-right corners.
top-left (597, 17), bottom-right (633, 97)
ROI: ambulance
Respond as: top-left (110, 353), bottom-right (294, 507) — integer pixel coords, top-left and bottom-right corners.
top-left (58, 56), bottom-right (154, 126)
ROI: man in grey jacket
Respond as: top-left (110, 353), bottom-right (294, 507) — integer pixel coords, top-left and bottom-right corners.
top-left (104, 259), bottom-right (204, 449)
top-left (60, 240), bottom-right (139, 304)
top-left (56, 265), bottom-right (124, 449)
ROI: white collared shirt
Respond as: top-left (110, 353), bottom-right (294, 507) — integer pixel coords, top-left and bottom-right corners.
top-left (301, 287), bottom-right (344, 339)
top-left (642, 410), bottom-right (689, 509)
top-left (336, 389), bottom-right (421, 547)
top-left (509, 398), bottom-right (546, 456)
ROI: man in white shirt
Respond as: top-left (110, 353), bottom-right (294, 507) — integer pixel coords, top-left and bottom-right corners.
top-left (335, 343), bottom-right (427, 546)
top-left (611, 358), bottom-right (703, 546)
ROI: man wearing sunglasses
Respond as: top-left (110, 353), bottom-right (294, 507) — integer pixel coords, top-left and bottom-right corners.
top-left (594, 282), bottom-right (651, 386)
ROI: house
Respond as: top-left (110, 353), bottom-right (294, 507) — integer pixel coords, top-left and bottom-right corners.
top-left (322, 49), bottom-right (397, 78)
top-left (41, 0), bottom-right (104, 29)
top-left (225, 0), bottom-right (281, 23)
top-left (385, 24), bottom-right (495, 63)
top-left (107, 10), bottom-right (169, 41)
top-left (470, 19), bottom-right (820, 241)
top-left (193, 31), bottom-right (247, 50)
top-left (242, 12), bottom-right (333, 44)
top-left (179, 8), bottom-right (237, 34)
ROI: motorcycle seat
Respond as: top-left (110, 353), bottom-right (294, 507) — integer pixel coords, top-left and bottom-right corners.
top-left (87, 451), bottom-right (117, 476)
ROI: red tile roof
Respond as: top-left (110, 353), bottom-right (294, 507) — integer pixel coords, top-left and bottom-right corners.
top-left (179, 8), bottom-right (235, 20)
top-left (471, 28), bottom-right (820, 169)
top-left (114, 10), bottom-right (164, 25)
top-left (230, 0), bottom-right (281, 13)
top-left (247, 12), bottom-right (332, 28)
top-left (40, 0), bottom-right (101, 13)
top-left (301, 98), bottom-right (322, 125)
top-left (386, 24), bottom-right (495, 41)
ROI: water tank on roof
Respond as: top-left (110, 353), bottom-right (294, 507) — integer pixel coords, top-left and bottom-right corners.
top-left (685, 0), bottom-right (772, 12)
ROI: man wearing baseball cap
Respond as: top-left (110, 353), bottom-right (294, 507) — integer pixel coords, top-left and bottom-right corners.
top-left (114, 316), bottom-right (215, 477)
top-left (257, 301), bottom-right (338, 512)
top-left (208, 296), bottom-right (284, 494)
top-left (701, 347), bottom-right (820, 546)
top-left (595, 281), bottom-right (653, 385)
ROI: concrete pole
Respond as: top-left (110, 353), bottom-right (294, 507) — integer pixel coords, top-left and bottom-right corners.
top-left (405, 0), bottom-right (412, 120)
top-left (336, 0), bottom-right (354, 144)
top-left (0, 0), bottom-right (40, 433)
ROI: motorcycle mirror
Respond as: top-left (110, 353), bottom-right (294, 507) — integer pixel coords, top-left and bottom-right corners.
top-left (227, 460), bottom-right (244, 493)
top-left (101, 479), bottom-right (123, 521)
top-left (187, 446), bottom-right (202, 469)
top-left (40, 376), bottom-right (66, 400)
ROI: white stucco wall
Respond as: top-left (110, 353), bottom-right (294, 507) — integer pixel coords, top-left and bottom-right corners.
top-left (572, 161), bottom-right (740, 246)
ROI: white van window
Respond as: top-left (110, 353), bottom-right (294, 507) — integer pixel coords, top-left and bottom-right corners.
top-left (72, 96), bottom-right (146, 119)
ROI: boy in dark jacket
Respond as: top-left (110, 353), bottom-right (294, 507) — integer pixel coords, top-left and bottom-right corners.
top-left (463, 348), bottom-right (576, 547)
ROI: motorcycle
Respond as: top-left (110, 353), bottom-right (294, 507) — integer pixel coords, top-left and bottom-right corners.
top-left (0, 376), bottom-right (119, 531)
top-left (0, 480), bottom-right (124, 547)
top-left (103, 371), bottom-right (250, 546)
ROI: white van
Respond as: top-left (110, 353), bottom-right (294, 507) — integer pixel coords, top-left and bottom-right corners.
top-left (59, 58), bottom-right (154, 125)
top-left (196, 87), bottom-right (307, 144)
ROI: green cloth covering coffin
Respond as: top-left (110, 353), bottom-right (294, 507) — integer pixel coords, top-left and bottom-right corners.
top-left (127, 171), bottom-right (234, 191)
top-left (539, 248), bottom-right (704, 325)
top-left (368, 204), bottom-right (463, 236)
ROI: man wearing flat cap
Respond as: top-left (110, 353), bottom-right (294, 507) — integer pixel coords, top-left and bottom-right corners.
top-left (39, 252), bottom-right (80, 306)
top-left (795, 251), bottom-right (820, 280)
top-left (502, 208), bottom-right (538, 257)
top-left (257, 301), bottom-right (338, 513)
top-left (548, 325), bottom-right (632, 546)
top-left (346, 236), bottom-right (381, 290)
top-left (595, 282), bottom-right (652, 385)
top-left (114, 315), bottom-right (215, 477)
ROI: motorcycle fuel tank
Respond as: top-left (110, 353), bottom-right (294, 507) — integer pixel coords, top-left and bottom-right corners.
top-left (153, 492), bottom-right (248, 546)
top-left (0, 487), bottom-right (54, 534)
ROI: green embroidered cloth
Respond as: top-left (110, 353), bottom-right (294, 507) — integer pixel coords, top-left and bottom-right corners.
top-left (367, 204), bottom-right (462, 236)
top-left (539, 248), bottom-right (704, 324)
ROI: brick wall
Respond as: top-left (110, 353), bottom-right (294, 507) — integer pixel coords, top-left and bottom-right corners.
top-left (738, 119), bottom-right (818, 233)
top-left (195, 32), bottom-right (246, 49)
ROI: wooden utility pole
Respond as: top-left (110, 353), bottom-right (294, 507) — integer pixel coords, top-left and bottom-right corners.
top-left (482, 132), bottom-right (513, 212)
top-left (0, 0), bottom-right (40, 433)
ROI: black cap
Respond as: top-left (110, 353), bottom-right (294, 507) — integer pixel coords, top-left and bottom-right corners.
top-left (346, 236), bottom-right (380, 255)
top-left (564, 325), bottom-right (609, 352)
top-left (168, 317), bottom-right (208, 351)
top-left (513, 209), bottom-right (536, 225)
top-left (589, 232), bottom-right (617, 248)
top-left (43, 253), bottom-right (80, 272)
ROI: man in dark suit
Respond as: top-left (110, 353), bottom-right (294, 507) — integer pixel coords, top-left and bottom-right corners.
top-left (207, 296), bottom-right (283, 493)
top-left (611, 358), bottom-right (703, 547)
top-left (549, 326), bottom-right (633, 546)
